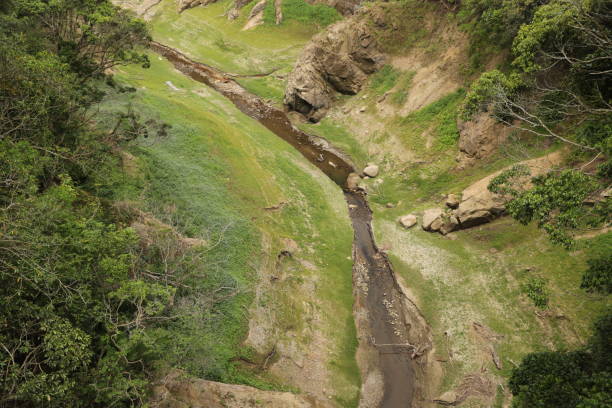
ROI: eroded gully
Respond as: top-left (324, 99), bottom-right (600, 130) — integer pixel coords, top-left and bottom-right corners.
top-left (151, 41), bottom-right (420, 408)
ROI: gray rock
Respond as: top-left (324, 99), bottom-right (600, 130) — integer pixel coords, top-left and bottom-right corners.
top-left (346, 172), bottom-right (361, 190)
top-left (399, 214), bottom-right (417, 229)
top-left (445, 194), bottom-right (460, 209)
top-left (439, 215), bottom-right (459, 235)
top-left (422, 208), bottom-right (443, 231)
top-left (363, 164), bottom-right (379, 178)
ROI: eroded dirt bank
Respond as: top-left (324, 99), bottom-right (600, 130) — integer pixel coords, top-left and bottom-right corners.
top-left (152, 41), bottom-right (432, 407)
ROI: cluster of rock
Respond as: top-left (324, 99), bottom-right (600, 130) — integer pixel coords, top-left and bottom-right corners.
top-left (284, 16), bottom-right (385, 122)
top-left (399, 152), bottom-right (564, 234)
top-left (398, 194), bottom-right (465, 235)
top-left (346, 163), bottom-right (380, 189)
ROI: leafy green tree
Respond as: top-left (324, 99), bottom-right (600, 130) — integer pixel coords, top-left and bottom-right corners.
top-left (581, 253), bottom-right (612, 294)
top-left (510, 311), bottom-right (612, 408)
top-left (489, 168), bottom-right (602, 248)
top-left (8, 0), bottom-right (150, 78)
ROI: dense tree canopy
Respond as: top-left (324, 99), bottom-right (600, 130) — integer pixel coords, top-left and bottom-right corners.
top-left (0, 1), bottom-right (165, 406)
top-left (509, 311), bottom-right (612, 407)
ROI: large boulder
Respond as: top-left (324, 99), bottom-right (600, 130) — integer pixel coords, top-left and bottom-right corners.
top-left (422, 208), bottom-right (443, 231)
top-left (284, 16), bottom-right (385, 121)
top-left (363, 164), bottom-right (379, 177)
top-left (399, 214), bottom-right (417, 229)
top-left (454, 151), bottom-right (564, 228)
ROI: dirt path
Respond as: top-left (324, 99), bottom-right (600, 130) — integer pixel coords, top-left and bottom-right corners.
top-left (151, 41), bottom-right (422, 408)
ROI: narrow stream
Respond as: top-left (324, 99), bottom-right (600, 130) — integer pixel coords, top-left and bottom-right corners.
top-left (151, 41), bottom-right (416, 407)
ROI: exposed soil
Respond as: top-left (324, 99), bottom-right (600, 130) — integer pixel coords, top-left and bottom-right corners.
top-left (152, 41), bottom-right (430, 407)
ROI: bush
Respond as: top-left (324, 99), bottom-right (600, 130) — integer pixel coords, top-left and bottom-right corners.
top-left (509, 311), bottom-right (612, 408)
top-left (581, 253), bottom-right (612, 294)
top-left (522, 277), bottom-right (549, 308)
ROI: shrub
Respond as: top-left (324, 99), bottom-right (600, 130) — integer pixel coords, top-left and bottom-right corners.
top-left (522, 277), bottom-right (549, 308)
top-left (581, 253), bottom-right (612, 294)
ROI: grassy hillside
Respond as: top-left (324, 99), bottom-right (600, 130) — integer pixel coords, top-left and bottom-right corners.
top-left (103, 54), bottom-right (360, 403)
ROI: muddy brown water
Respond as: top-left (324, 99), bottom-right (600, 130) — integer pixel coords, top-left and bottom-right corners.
top-left (152, 41), bottom-right (415, 407)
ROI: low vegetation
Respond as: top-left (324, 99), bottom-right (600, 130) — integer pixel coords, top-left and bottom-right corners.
top-left (264, 0), bottom-right (341, 27)
top-left (509, 311), bottom-right (611, 408)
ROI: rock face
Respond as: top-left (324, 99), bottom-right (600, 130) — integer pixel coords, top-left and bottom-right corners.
top-left (399, 214), bottom-right (417, 229)
top-left (456, 111), bottom-right (512, 167)
top-left (243, 0), bottom-right (266, 30)
top-left (307, 0), bottom-right (366, 15)
top-left (151, 370), bottom-right (315, 408)
top-left (363, 164), bottom-right (379, 177)
top-left (178, 0), bottom-right (217, 13)
top-left (284, 16), bottom-right (385, 121)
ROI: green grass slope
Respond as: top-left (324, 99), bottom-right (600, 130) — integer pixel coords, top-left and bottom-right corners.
top-left (101, 54), bottom-right (360, 403)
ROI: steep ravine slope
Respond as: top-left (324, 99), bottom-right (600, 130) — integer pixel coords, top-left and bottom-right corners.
top-left (108, 56), bottom-right (360, 406)
top-left (113, 0), bottom-right (608, 406)
top-left (286, 1), bottom-right (609, 406)
top-left (149, 41), bottom-right (436, 407)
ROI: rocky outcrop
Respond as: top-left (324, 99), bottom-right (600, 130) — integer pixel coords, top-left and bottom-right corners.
top-left (178, 0), bottom-right (217, 13)
top-left (243, 0), bottom-right (267, 30)
top-left (307, 0), bottom-right (365, 15)
top-left (151, 370), bottom-right (316, 407)
top-left (456, 112), bottom-right (513, 168)
top-left (454, 152), bottom-right (563, 228)
top-left (284, 15), bottom-right (385, 122)
top-left (227, 0), bottom-right (254, 19)
top-left (422, 151), bottom-right (565, 234)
